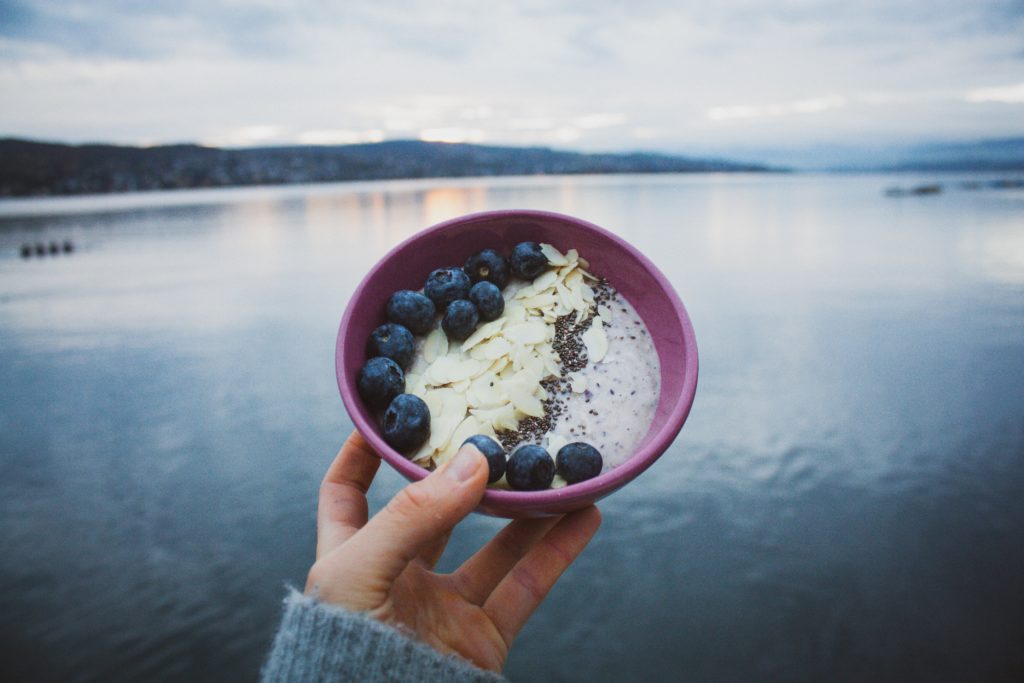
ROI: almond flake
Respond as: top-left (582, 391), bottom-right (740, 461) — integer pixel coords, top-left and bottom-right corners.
top-left (423, 389), bottom-right (453, 419)
top-left (519, 291), bottom-right (558, 311)
top-left (507, 380), bottom-right (545, 417)
top-left (470, 405), bottom-right (519, 431)
top-left (423, 327), bottom-right (448, 364)
top-left (542, 353), bottom-right (562, 378)
top-left (564, 269), bottom-right (583, 291)
top-left (504, 320), bottom-right (548, 345)
top-left (581, 318), bottom-right (608, 363)
top-left (597, 305), bottom-right (613, 323)
top-left (478, 336), bottom-right (512, 360)
top-left (540, 243), bottom-right (569, 266)
top-left (429, 413), bottom-right (462, 451)
top-left (467, 372), bottom-right (505, 408)
top-left (547, 434), bottom-right (568, 455)
top-left (559, 283), bottom-right (579, 314)
top-left (406, 372), bottom-right (427, 397)
top-left (410, 437), bottom-right (436, 464)
top-left (485, 356), bottom-right (510, 376)
top-left (503, 302), bottom-right (527, 323)
top-left (460, 318), bottom-right (506, 351)
top-left (436, 415), bottom-right (483, 465)
top-left (570, 375), bottom-right (588, 393)
top-left (531, 270), bottom-right (558, 291)
top-left (565, 249), bottom-right (580, 263)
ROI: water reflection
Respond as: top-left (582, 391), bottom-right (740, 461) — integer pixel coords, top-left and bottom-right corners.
top-left (1, 173), bottom-right (1022, 682)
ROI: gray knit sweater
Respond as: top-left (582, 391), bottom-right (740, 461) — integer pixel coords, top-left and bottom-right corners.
top-left (261, 590), bottom-right (508, 682)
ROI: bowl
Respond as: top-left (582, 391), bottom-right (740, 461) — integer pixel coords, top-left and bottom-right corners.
top-left (336, 209), bottom-right (698, 517)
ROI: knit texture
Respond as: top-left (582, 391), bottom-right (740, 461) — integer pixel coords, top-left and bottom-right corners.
top-left (261, 589), bottom-right (508, 683)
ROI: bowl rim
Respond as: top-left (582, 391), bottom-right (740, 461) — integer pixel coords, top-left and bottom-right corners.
top-left (337, 209), bottom-right (699, 508)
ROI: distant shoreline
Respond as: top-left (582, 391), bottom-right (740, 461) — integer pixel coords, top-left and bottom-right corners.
top-left (0, 138), bottom-right (781, 198)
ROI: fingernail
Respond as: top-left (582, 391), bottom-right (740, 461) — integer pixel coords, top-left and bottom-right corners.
top-left (445, 445), bottom-right (482, 482)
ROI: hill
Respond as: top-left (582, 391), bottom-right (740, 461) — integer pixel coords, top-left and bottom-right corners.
top-left (0, 138), bottom-right (775, 197)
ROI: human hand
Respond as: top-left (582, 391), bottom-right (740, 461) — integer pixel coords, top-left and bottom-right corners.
top-left (305, 431), bottom-right (602, 672)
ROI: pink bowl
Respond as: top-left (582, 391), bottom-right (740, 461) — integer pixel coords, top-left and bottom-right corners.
top-left (336, 209), bottom-right (698, 517)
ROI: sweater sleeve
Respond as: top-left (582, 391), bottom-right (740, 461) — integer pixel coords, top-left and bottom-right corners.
top-left (261, 589), bottom-right (509, 683)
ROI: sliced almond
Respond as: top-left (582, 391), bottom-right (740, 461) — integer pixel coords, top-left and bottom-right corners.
top-left (428, 413), bottom-right (462, 451)
top-left (581, 318), bottom-right (608, 363)
top-left (547, 433), bottom-right (568, 455)
top-left (406, 372), bottom-right (427, 398)
top-left (507, 380), bottom-right (545, 417)
top-left (504, 320), bottom-right (548, 346)
top-left (423, 388), bottom-right (454, 419)
top-left (426, 355), bottom-right (484, 385)
top-left (531, 270), bottom-right (559, 291)
top-left (540, 243), bottom-right (569, 266)
top-left (471, 405), bottom-right (519, 431)
top-left (477, 336), bottom-right (513, 360)
top-left (423, 327), bottom-right (448, 364)
top-left (460, 318), bottom-right (506, 352)
top-left (503, 301), bottom-right (527, 323)
top-left (519, 291), bottom-right (559, 311)
top-left (570, 374), bottom-right (588, 393)
top-left (410, 437), bottom-right (436, 464)
top-left (467, 372), bottom-right (505, 408)
top-left (436, 414), bottom-right (483, 466)
top-left (542, 352), bottom-right (562, 378)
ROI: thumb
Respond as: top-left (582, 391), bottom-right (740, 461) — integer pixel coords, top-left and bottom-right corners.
top-left (341, 444), bottom-right (489, 586)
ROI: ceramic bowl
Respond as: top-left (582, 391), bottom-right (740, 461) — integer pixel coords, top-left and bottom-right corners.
top-left (337, 209), bottom-right (698, 517)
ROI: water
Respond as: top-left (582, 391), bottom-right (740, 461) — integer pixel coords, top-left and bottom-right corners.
top-left (1, 174), bottom-right (1022, 682)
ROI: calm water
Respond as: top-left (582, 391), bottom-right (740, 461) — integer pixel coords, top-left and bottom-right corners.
top-left (1, 174), bottom-right (1022, 682)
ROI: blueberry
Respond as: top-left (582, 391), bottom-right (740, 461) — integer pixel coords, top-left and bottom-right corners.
top-left (555, 442), bottom-right (603, 484)
top-left (386, 290), bottom-right (436, 335)
top-left (506, 444), bottom-right (555, 491)
top-left (510, 242), bottom-right (548, 280)
top-left (468, 281), bottom-right (504, 322)
top-left (462, 434), bottom-right (507, 484)
top-left (463, 248), bottom-right (509, 289)
top-left (442, 299), bottom-right (479, 341)
top-left (382, 394), bottom-right (431, 454)
top-left (357, 357), bottom-right (405, 410)
top-left (424, 267), bottom-right (471, 309)
top-left (366, 323), bottom-right (415, 369)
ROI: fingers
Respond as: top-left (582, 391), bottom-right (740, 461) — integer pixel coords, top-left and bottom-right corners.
top-left (416, 530), bottom-right (452, 570)
top-left (335, 444), bottom-right (489, 589)
top-left (483, 506), bottom-right (602, 649)
top-left (316, 431), bottom-right (381, 559)
top-left (453, 516), bottom-right (561, 605)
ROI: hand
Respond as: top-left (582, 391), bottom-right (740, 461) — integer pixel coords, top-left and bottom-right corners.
top-left (305, 431), bottom-right (602, 672)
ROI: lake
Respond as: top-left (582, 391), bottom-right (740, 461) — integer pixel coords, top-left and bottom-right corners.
top-left (1, 173), bottom-right (1023, 682)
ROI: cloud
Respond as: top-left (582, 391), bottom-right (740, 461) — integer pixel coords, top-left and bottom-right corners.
top-left (965, 82), bottom-right (1024, 103)
top-left (707, 96), bottom-right (848, 122)
top-left (0, 0), bottom-right (1022, 149)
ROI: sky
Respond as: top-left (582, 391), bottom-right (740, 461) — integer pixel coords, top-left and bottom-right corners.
top-left (1, 0), bottom-right (1023, 156)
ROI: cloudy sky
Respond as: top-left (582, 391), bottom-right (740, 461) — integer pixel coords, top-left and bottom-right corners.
top-left (1, 0), bottom-right (1022, 154)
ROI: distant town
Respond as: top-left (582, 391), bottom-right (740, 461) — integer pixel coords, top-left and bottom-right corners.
top-left (0, 138), bottom-right (775, 197)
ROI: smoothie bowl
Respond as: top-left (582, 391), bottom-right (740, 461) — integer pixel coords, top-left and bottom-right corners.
top-left (336, 209), bottom-right (698, 517)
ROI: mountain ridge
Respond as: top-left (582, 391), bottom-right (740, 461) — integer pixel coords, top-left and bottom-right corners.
top-left (0, 138), bottom-right (777, 197)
